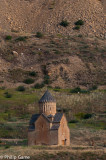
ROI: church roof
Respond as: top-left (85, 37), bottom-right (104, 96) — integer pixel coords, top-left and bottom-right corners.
top-left (28, 113), bottom-right (64, 131)
top-left (29, 114), bottom-right (40, 131)
top-left (28, 125), bottom-right (35, 131)
top-left (39, 90), bottom-right (56, 103)
top-left (51, 124), bottom-right (60, 130)
top-left (29, 114), bottom-right (40, 125)
top-left (42, 113), bottom-right (51, 122)
top-left (47, 114), bottom-right (54, 118)
top-left (53, 113), bottom-right (63, 123)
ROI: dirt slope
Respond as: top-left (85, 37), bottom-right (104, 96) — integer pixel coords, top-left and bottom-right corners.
top-left (0, 31), bottom-right (106, 89)
top-left (0, 0), bottom-right (105, 37)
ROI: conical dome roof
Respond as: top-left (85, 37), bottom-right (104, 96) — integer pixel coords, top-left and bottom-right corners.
top-left (39, 90), bottom-right (56, 103)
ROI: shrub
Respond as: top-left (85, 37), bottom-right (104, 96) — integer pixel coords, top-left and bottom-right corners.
top-left (89, 85), bottom-right (98, 91)
top-left (80, 89), bottom-right (90, 94)
top-left (75, 20), bottom-right (84, 26)
top-left (4, 92), bottom-right (12, 98)
top-left (73, 25), bottom-right (80, 30)
top-left (75, 112), bottom-right (92, 120)
top-left (17, 86), bottom-right (25, 92)
top-left (70, 87), bottom-right (89, 94)
top-left (15, 36), bottom-right (27, 42)
top-left (78, 34), bottom-right (83, 38)
top-left (23, 78), bottom-right (34, 84)
top-left (83, 113), bottom-right (92, 119)
top-left (69, 120), bottom-right (79, 123)
top-left (60, 20), bottom-right (69, 27)
top-left (34, 83), bottom-right (44, 89)
top-left (5, 94), bottom-right (12, 98)
top-left (29, 71), bottom-right (37, 77)
top-left (70, 87), bottom-right (81, 93)
top-left (75, 112), bottom-right (85, 119)
top-left (36, 32), bottom-right (43, 38)
top-left (44, 75), bottom-right (50, 84)
top-left (5, 145), bottom-right (10, 149)
top-left (5, 35), bottom-right (12, 40)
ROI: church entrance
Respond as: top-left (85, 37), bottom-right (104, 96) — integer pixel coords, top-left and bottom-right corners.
top-left (62, 140), bottom-right (65, 145)
top-left (62, 139), bottom-right (67, 145)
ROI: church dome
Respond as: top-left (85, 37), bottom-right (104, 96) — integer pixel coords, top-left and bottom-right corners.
top-left (39, 90), bottom-right (56, 103)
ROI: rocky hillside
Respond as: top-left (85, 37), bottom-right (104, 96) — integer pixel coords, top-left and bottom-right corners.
top-left (0, 31), bottom-right (106, 89)
top-left (0, 0), bottom-right (105, 89)
top-left (0, 0), bottom-right (105, 37)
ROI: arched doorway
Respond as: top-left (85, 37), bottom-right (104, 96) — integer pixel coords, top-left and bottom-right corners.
top-left (62, 139), bottom-right (67, 145)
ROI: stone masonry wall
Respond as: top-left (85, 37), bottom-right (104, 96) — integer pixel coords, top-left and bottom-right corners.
top-left (35, 115), bottom-right (50, 145)
top-left (50, 130), bottom-right (58, 145)
top-left (28, 131), bottom-right (36, 146)
top-left (58, 115), bottom-right (70, 145)
top-left (39, 102), bottom-right (56, 115)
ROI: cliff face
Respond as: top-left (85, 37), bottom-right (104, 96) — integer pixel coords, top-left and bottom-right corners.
top-left (0, 0), bottom-right (105, 37)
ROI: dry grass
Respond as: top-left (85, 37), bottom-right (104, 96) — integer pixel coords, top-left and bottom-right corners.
top-left (0, 145), bottom-right (105, 160)
top-left (54, 91), bottom-right (106, 113)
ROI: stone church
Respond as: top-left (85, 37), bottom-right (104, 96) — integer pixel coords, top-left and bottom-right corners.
top-left (28, 90), bottom-right (70, 146)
